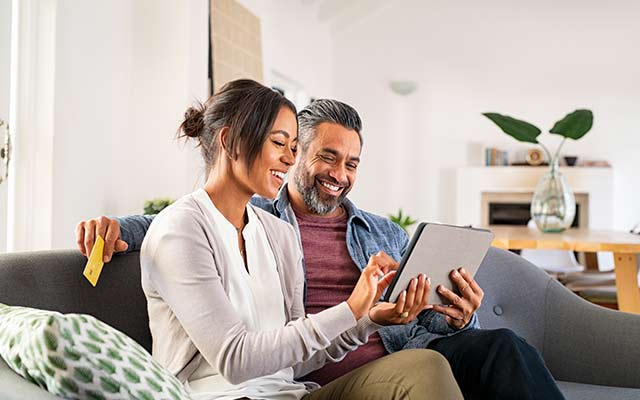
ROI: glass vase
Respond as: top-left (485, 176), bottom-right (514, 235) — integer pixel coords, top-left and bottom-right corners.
top-left (530, 158), bottom-right (576, 232)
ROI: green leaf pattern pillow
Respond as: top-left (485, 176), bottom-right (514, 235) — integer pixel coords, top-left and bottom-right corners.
top-left (0, 304), bottom-right (191, 400)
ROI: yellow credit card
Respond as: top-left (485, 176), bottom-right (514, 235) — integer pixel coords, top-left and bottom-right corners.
top-left (83, 236), bottom-right (105, 287)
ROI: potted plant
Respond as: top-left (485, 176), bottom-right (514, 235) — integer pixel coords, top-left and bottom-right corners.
top-left (482, 109), bottom-right (593, 232)
top-left (389, 209), bottom-right (417, 233)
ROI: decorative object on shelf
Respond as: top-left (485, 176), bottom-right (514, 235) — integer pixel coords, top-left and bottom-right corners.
top-left (484, 147), bottom-right (509, 166)
top-left (563, 156), bottom-right (578, 166)
top-left (482, 109), bottom-right (593, 232)
top-left (143, 198), bottom-right (174, 215)
top-left (389, 209), bottom-right (417, 233)
top-left (526, 148), bottom-right (545, 166)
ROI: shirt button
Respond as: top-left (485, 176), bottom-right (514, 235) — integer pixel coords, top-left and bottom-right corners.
top-left (493, 306), bottom-right (503, 316)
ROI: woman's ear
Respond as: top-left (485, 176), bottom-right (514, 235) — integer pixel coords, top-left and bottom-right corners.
top-left (218, 127), bottom-right (234, 159)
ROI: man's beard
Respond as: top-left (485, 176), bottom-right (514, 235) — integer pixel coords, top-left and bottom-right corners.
top-left (293, 164), bottom-right (350, 215)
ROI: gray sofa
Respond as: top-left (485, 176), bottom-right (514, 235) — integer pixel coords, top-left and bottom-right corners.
top-left (1, 247), bottom-right (639, 399)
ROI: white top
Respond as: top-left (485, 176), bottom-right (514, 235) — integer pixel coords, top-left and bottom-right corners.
top-left (186, 189), bottom-right (308, 399)
top-left (140, 190), bottom-right (381, 397)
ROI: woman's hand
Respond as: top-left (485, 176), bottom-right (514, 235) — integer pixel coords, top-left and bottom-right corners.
top-left (346, 251), bottom-right (399, 320)
top-left (369, 273), bottom-right (432, 325)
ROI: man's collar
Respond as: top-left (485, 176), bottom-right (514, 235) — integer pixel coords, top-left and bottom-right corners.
top-left (275, 183), bottom-right (371, 231)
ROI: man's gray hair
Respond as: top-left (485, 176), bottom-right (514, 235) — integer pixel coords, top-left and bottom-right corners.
top-left (297, 99), bottom-right (363, 153)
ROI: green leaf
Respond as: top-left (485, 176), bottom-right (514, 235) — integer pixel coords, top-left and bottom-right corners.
top-left (74, 366), bottom-right (94, 383)
top-left (44, 331), bottom-right (58, 351)
top-left (86, 390), bottom-right (107, 400)
top-left (97, 358), bottom-right (116, 374)
top-left (388, 209), bottom-right (417, 233)
top-left (72, 318), bottom-right (81, 335)
top-left (48, 355), bottom-right (67, 370)
top-left (123, 367), bottom-right (141, 384)
top-left (168, 387), bottom-right (182, 400)
top-left (129, 355), bottom-right (147, 372)
top-left (12, 355), bottom-right (22, 370)
top-left (106, 348), bottom-right (123, 361)
top-left (60, 377), bottom-right (79, 393)
top-left (146, 376), bottom-right (162, 392)
top-left (151, 367), bottom-right (166, 383)
top-left (138, 390), bottom-right (154, 400)
top-left (43, 365), bottom-right (56, 377)
top-left (82, 341), bottom-right (102, 354)
top-left (87, 329), bottom-right (105, 344)
top-left (100, 376), bottom-right (121, 393)
top-left (549, 109), bottom-right (593, 140)
top-left (64, 346), bottom-right (82, 361)
top-left (482, 113), bottom-right (541, 143)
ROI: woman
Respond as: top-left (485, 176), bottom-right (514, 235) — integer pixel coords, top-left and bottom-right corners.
top-left (140, 79), bottom-right (461, 399)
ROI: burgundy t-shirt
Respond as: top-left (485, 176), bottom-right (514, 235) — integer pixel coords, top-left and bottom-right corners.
top-left (294, 207), bottom-right (387, 386)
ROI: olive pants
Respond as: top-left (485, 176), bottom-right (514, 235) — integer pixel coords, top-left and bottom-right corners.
top-left (303, 349), bottom-right (463, 400)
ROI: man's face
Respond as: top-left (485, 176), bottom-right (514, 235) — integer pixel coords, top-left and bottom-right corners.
top-left (292, 122), bottom-right (361, 215)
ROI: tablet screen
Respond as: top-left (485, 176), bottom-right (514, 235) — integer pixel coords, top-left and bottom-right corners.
top-left (383, 223), bottom-right (493, 305)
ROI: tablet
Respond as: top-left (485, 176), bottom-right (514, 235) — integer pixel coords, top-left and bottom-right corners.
top-left (383, 223), bottom-right (494, 305)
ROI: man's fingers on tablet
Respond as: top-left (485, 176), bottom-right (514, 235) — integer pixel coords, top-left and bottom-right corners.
top-left (458, 267), bottom-right (483, 296)
top-left (449, 269), bottom-right (467, 289)
top-left (437, 285), bottom-right (463, 305)
top-left (433, 304), bottom-right (464, 320)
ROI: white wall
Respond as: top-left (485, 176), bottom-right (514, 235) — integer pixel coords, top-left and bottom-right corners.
top-left (0, 0), bottom-right (11, 252)
top-left (43, 0), bottom-right (333, 250)
top-left (332, 0), bottom-right (640, 230)
top-left (238, 0), bottom-right (335, 99)
top-left (49, 0), bottom-right (208, 249)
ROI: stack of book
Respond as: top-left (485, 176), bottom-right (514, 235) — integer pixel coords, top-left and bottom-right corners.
top-left (485, 147), bottom-right (508, 166)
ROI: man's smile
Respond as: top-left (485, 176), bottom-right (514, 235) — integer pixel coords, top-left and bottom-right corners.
top-left (316, 178), bottom-right (345, 196)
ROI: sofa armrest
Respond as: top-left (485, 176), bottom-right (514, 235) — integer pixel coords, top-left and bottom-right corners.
top-left (0, 358), bottom-right (60, 399)
top-left (543, 281), bottom-right (640, 388)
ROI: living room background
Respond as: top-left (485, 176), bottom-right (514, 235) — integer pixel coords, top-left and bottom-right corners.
top-left (2, 0), bottom-right (639, 251)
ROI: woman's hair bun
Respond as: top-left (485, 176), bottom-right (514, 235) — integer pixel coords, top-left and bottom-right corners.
top-left (180, 103), bottom-right (205, 138)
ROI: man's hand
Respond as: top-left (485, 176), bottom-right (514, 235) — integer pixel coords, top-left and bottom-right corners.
top-left (75, 216), bottom-right (128, 262)
top-left (432, 267), bottom-right (484, 330)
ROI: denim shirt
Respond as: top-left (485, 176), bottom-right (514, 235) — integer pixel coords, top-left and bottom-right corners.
top-left (117, 185), bottom-right (478, 354)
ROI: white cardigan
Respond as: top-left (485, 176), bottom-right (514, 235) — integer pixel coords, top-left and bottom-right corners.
top-left (140, 189), bottom-right (381, 392)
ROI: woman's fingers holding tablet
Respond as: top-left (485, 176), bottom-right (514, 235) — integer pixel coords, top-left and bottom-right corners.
top-left (348, 252), bottom-right (403, 320)
top-left (369, 274), bottom-right (431, 325)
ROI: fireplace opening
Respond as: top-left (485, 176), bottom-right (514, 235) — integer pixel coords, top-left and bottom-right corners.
top-left (489, 202), bottom-right (581, 228)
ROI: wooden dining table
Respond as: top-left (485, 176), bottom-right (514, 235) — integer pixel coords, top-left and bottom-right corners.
top-left (485, 226), bottom-right (640, 314)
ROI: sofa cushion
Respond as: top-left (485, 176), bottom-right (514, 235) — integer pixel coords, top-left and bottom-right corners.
top-left (0, 303), bottom-right (191, 400)
top-left (558, 381), bottom-right (640, 400)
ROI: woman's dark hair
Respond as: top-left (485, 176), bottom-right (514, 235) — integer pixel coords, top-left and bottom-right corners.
top-left (178, 79), bottom-right (297, 170)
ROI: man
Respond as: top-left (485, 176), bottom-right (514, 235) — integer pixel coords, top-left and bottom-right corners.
top-left (77, 99), bottom-right (564, 399)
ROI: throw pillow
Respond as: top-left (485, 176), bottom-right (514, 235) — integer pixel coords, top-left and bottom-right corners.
top-left (0, 303), bottom-right (191, 400)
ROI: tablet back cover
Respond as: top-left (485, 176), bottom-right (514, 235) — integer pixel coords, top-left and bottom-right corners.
top-left (385, 223), bottom-right (493, 305)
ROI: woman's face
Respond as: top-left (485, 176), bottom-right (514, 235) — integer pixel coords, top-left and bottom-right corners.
top-left (239, 106), bottom-right (298, 199)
